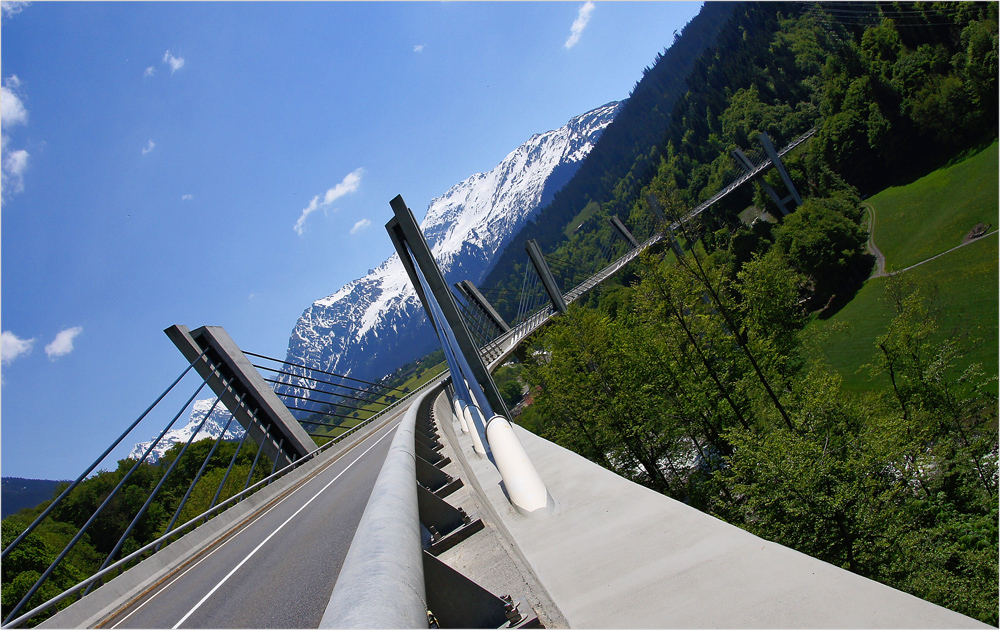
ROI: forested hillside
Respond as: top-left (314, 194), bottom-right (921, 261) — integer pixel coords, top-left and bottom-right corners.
top-left (1, 440), bottom-right (274, 625)
top-left (480, 2), bottom-right (737, 304)
top-left (505, 1), bottom-right (997, 624)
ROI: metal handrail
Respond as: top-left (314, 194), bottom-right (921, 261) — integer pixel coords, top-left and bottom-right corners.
top-left (320, 384), bottom-right (440, 628)
top-left (2, 370), bottom-right (446, 629)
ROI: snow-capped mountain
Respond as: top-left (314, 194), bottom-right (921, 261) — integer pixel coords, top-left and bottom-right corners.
top-left (283, 101), bottom-right (621, 385)
top-left (129, 398), bottom-right (244, 464)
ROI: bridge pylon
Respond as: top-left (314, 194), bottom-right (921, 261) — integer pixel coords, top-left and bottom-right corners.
top-left (165, 324), bottom-right (316, 468)
top-left (525, 239), bottom-right (568, 315)
top-left (732, 131), bottom-right (804, 216)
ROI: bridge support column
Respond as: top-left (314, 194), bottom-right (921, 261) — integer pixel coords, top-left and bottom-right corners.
top-left (457, 280), bottom-right (510, 333)
top-left (526, 239), bottom-right (568, 315)
top-left (164, 325), bottom-right (316, 469)
top-left (386, 195), bottom-right (508, 417)
top-left (609, 215), bottom-right (640, 249)
top-left (733, 148), bottom-right (790, 216)
top-left (759, 132), bottom-right (803, 209)
top-left (647, 194), bottom-right (685, 258)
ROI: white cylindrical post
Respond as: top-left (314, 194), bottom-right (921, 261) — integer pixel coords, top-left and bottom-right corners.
top-left (485, 415), bottom-right (553, 515)
top-left (453, 396), bottom-right (470, 433)
top-left (464, 405), bottom-right (488, 456)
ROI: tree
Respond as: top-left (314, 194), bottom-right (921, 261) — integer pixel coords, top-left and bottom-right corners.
top-left (774, 197), bottom-right (869, 299)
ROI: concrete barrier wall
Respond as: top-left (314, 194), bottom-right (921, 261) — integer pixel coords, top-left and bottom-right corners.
top-left (436, 392), bottom-right (990, 629)
top-left (40, 407), bottom-right (408, 629)
top-left (319, 385), bottom-right (440, 628)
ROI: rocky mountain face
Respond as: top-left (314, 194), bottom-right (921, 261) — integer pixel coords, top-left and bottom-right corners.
top-left (281, 101), bottom-right (621, 386)
top-left (127, 101), bottom-right (619, 460)
top-left (128, 398), bottom-right (242, 464)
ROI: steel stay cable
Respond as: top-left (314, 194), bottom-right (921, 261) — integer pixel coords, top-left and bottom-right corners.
top-left (454, 296), bottom-right (486, 347)
top-left (468, 297), bottom-right (498, 341)
top-left (270, 439), bottom-right (285, 478)
top-left (466, 289), bottom-right (500, 338)
top-left (1, 348), bottom-right (209, 561)
top-left (254, 364), bottom-right (387, 398)
top-left (1, 376), bottom-right (440, 630)
top-left (159, 390), bottom-right (250, 545)
top-left (298, 418), bottom-right (358, 431)
top-left (476, 285), bottom-right (516, 297)
top-left (242, 351), bottom-right (406, 393)
top-left (273, 388), bottom-right (388, 412)
top-left (261, 376), bottom-right (389, 406)
top-left (85, 388), bottom-right (233, 595)
top-left (4, 372), bottom-right (213, 624)
top-left (285, 405), bottom-right (375, 422)
top-left (461, 303), bottom-right (491, 350)
top-left (514, 260), bottom-right (530, 329)
top-left (242, 424), bottom-right (270, 493)
top-left (208, 426), bottom-right (253, 513)
top-left (0, 370), bottom-right (444, 628)
top-left (459, 296), bottom-right (497, 348)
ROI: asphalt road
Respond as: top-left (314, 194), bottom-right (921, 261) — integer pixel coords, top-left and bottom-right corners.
top-left (102, 410), bottom-right (405, 629)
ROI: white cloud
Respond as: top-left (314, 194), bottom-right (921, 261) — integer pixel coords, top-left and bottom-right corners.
top-left (414, 44), bottom-right (425, 53)
top-left (565, 1), bottom-right (595, 49)
top-left (143, 66), bottom-right (155, 78)
top-left (1, 1), bottom-right (29, 19)
top-left (163, 50), bottom-right (185, 74)
top-left (2, 75), bottom-right (29, 198)
top-left (350, 218), bottom-right (372, 234)
top-left (142, 139), bottom-right (155, 155)
top-left (294, 167), bottom-right (365, 236)
top-left (182, 194), bottom-right (193, 201)
top-left (2, 331), bottom-right (35, 365)
top-left (45, 326), bottom-right (83, 360)
top-left (1, 79), bottom-right (27, 128)
top-left (3, 148), bottom-right (29, 193)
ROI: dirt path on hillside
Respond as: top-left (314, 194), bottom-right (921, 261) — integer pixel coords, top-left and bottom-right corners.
top-left (863, 203), bottom-right (888, 278)
top-left (863, 202), bottom-right (997, 278)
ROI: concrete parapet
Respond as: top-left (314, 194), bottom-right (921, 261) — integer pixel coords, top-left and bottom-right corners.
top-left (437, 392), bottom-right (989, 628)
top-left (40, 407), bottom-right (408, 629)
top-left (320, 386), bottom-right (436, 628)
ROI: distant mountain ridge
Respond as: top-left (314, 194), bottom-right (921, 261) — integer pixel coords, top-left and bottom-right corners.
top-left (280, 102), bottom-right (621, 387)
top-left (2, 477), bottom-right (70, 518)
top-left (122, 102), bottom-right (619, 461)
top-left (128, 398), bottom-right (241, 465)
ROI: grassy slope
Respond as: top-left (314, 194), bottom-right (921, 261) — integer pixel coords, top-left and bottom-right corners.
top-left (564, 200), bottom-right (601, 238)
top-left (807, 143), bottom-right (998, 393)
top-left (871, 141), bottom-right (998, 271)
top-left (309, 361), bottom-right (447, 442)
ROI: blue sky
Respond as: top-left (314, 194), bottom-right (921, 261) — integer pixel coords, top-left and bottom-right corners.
top-left (1, 1), bottom-right (702, 480)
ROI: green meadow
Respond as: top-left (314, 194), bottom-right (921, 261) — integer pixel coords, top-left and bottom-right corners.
top-left (808, 143), bottom-right (998, 393)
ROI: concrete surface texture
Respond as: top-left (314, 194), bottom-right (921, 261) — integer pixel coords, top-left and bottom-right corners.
top-left (432, 393), bottom-right (568, 628)
top-left (320, 387), bottom-right (430, 629)
top-left (436, 391), bottom-right (990, 629)
top-left (40, 404), bottom-right (409, 629)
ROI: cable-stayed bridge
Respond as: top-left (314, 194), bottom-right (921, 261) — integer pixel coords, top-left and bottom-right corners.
top-left (2, 129), bottom-right (987, 629)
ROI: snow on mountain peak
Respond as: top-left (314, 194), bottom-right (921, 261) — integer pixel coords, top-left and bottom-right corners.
top-left (287, 101), bottom-right (620, 388)
top-left (128, 398), bottom-right (243, 464)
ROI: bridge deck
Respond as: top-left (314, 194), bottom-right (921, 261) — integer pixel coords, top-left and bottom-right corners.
top-left (433, 391), bottom-right (988, 629)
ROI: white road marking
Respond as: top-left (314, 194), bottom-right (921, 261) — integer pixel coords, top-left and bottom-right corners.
top-left (110, 493), bottom-right (287, 629)
top-left (171, 424), bottom-right (397, 628)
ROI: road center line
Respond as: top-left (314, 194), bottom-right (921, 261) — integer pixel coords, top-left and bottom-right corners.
top-left (110, 484), bottom-right (297, 629)
top-left (171, 423), bottom-right (398, 629)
